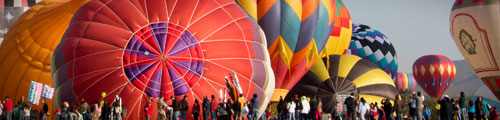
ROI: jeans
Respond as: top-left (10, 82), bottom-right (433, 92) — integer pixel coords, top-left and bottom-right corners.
top-left (210, 111), bottom-right (216, 120)
top-left (396, 109), bottom-right (402, 120)
top-left (288, 112), bottom-right (296, 120)
top-left (173, 111), bottom-right (180, 120)
top-left (180, 111), bottom-right (187, 120)
top-left (5, 110), bottom-right (12, 120)
top-left (193, 112), bottom-right (199, 120)
top-left (146, 115), bottom-right (150, 120)
top-left (203, 110), bottom-right (210, 120)
top-left (347, 109), bottom-right (355, 120)
top-left (249, 109), bottom-right (258, 120)
top-left (295, 110), bottom-right (300, 120)
top-left (279, 113), bottom-right (287, 120)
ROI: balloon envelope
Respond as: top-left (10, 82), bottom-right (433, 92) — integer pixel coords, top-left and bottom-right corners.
top-left (412, 55), bottom-right (456, 98)
top-left (347, 23), bottom-right (397, 80)
top-left (52, 0), bottom-right (274, 119)
top-left (395, 72), bottom-right (416, 92)
top-left (0, 0), bottom-right (88, 119)
top-left (287, 54), bottom-right (398, 114)
top-left (450, 0), bottom-right (500, 99)
top-left (236, 0), bottom-right (340, 101)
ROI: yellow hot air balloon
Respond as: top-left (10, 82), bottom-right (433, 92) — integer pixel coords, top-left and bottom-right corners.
top-left (450, 0), bottom-right (500, 99)
top-left (0, 0), bottom-right (89, 119)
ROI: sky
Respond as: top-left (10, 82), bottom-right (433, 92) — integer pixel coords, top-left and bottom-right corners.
top-left (343, 0), bottom-right (464, 73)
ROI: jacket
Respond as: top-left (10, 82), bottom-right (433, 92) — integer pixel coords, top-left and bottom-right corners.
top-left (301, 99), bottom-right (310, 114)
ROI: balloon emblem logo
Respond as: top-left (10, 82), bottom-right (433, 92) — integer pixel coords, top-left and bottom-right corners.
top-left (123, 23), bottom-right (204, 98)
top-left (459, 29), bottom-right (476, 55)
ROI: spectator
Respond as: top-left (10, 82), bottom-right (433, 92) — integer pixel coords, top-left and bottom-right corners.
top-left (416, 92), bottom-right (424, 120)
top-left (309, 96), bottom-right (318, 120)
top-left (423, 106), bottom-right (431, 120)
top-left (192, 99), bottom-right (200, 120)
top-left (409, 93), bottom-right (418, 120)
top-left (459, 92), bottom-right (466, 120)
top-left (4, 96), bottom-right (12, 120)
top-left (144, 101), bottom-right (152, 120)
top-left (468, 100), bottom-right (475, 120)
top-left (112, 101), bottom-right (122, 120)
top-left (179, 95), bottom-right (189, 120)
top-left (171, 96), bottom-right (180, 120)
top-left (157, 96), bottom-right (167, 120)
top-left (287, 98), bottom-right (296, 120)
top-left (300, 96), bottom-right (310, 120)
top-left (121, 105), bottom-right (126, 120)
top-left (210, 95), bottom-right (217, 120)
top-left (294, 95), bottom-right (301, 120)
top-left (344, 93), bottom-right (356, 120)
top-left (370, 103), bottom-right (378, 120)
top-left (202, 96), bottom-right (210, 120)
top-left (394, 95), bottom-right (403, 120)
top-left (232, 96), bottom-right (242, 120)
top-left (249, 94), bottom-right (260, 120)
top-left (358, 98), bottom-right (368, 120)
top-left (475, 96), bottom-right (486, 120)
top-left (382, 98), bottom-right (394, 120)
top-left (277, 96), bottom-right (286, 120)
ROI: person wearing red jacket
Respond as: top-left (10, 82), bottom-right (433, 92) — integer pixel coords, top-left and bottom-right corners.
top-left (210, 95), bottom-right (217, 120)
top-left (4, 96), bottom-right (13, 120)
top-left (145, 101), bottom-right (152, 120)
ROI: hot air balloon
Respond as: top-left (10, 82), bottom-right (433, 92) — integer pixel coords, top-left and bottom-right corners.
top-left (0, 0), bottom-right (88, 119)
top-left (347, 23), bottom-right (398, 80)
top-left (0, 0), bottom-right (40, 40)
top-left (287, 54), bottom-right (398, 114)
top-left (51, 0), bottom-right (274, 119)
top-left (450, 0), bottom-right (500, 99)
top-left (395, 72), bottom-right (416, 93)
top-left (237, 0), bottom-right (352, 102)
top-left (412, 55), bottom-right (456, 98)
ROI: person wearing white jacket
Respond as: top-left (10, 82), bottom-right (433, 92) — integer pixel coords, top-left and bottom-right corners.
top-left (288, 98), bottom-right (297, 120)
top-left (358, 98), bottom-right (369, 120)
top-left (300, 96), bottom-right (310, 120)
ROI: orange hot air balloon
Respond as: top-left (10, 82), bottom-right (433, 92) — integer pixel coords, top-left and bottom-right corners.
top-left (0, 0), bottom-right (88, 119)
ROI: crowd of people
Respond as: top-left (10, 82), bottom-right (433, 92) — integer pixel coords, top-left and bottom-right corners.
top-left (147, 94), bottom-right (261, 120)
top-left (0, 91), bottom-right (499, 120)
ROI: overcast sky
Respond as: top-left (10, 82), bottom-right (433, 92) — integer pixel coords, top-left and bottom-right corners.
top-left (343, 0), bottom-right (464, 73)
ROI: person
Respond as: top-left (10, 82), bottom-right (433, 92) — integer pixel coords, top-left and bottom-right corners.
top-left (210, 95), bottom-right (217, 120)
top-left (475, 96), bottom-right (486, 120)
top-left (179, 95), bottom-right (189, 120)
top-left (217, 102), bottom-right (226, 120)
top-left (144, 101), bottom-right (152, 120)
top-left (294, 95), bottom-right (302, 120)
top-left (277, 96), bottom-right (286, 120)
top-left (458, 92), bottom-right (466, 120)
top-left (265, 107), bottom-right (272, 119)
top-left (192, 99), bottom-right (201, 120)
top-left (61, 102), bottom-right (73, 120)
top-left (393, 95), bottom-right (403, 120)
top-left (480, 97), bottom-right (489, 119)
top-left (41, 99), bottom-right (49, 120)
top-left (232, 96), bottom-right (242, 120)
top-left (316, 98), bottom-right (323, 120)
top-left (370, 103), bottom-right (378, 120)
top-left (112, 101), bottom-right (122, 120)
top-left (157, 96), bottom-right (167, 120)
top-left (55, 109), bottom-right (62, 120)
top-left (22, 103), bottom-right (30, 120)
top-left (382, 98), bottom-right (393, 120)
top-left (102, 101), bottom-right (111, 120)
top-left (377, 102), bottom-right (385, 120)
top-left (300, 96), bottom-right (310, 120)
top-left (73, 105), bottom-right (84, 120)
top-left (488, 107), bottom-right (498, 120)
top-left (0, 100), bottom-right (3, 119)
top-left (409, 93), bottom-right (418, 120)
top-left (358, 98), bottom-right (368, 120)
top-left (202, 96), bottom-right (211, 120)
top-left (121, 105), bottom-right (126, 120)
top-left (225, 99), bottom-right (233, 120)
top-left (171, 96), bottom-right (180, 120)
top-left (249, 94), bottom-right (260, 120)
top-left (468, 100), bottom-right (475, 120)
top-left (416, 92), bottom-right (424, 120)
top-left (309, 96), bottom-right (319, 120)
top-left (242, 103), bottom-right (249, 119)
top-left (4, 96), bottom-right (13, 120)
top-left (80, 99), bottom-right (90, 120)
top-left (344, 93), bottom-right (356, 120)
top-left (287, 98), bottom-right (296, 120)
top-left (453, 99), bottom-right (461, 120)
top-left (423, 106), bottom-right (431, 120)
top-left (91, 103), bottom-right (101, 120)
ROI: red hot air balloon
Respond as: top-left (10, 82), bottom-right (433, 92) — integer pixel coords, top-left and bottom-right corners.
top-left (412, 55), bottom-right (456, 98)
top-left (51, 0), bottom-right (275, 119)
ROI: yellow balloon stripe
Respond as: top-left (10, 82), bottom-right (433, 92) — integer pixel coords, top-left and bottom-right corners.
top-left (336, 55), bottom-right (361, 78)
top-left (278, 37), bottom-right (294, 68)
top-left (353, 69), bottom-right (395, 88)
top-left (236, 0), bottom-right (257, 20)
